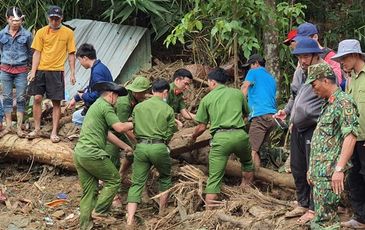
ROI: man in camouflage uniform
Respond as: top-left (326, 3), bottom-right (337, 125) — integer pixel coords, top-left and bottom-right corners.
top-left (306, 63), bottom-right (359, 229)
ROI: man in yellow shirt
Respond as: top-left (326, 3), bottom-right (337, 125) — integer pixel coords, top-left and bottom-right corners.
top-left (27, 5), bottom-right (76, 143)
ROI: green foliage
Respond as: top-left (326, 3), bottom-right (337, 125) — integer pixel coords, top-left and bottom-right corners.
top-left (164, 0), bottom-right (270, 65)
top-left (0, 0), bottom-right (82, 31)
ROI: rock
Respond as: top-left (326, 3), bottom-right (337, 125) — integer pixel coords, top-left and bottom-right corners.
top-left (52, 210), bottom-right (65, 219)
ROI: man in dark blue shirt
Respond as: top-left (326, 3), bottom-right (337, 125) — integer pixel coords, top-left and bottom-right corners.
top-left (68, 43), bottom-right (113, 125)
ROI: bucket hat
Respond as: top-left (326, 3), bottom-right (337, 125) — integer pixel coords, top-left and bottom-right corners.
top-left (331, 39), bottom-right (365, 61)
top-left (125, 75), bottom-right (151, 92)
top-left (92, 81), bottom-right (128, 96)
top-left (292, 37), bottom-right (323, 55)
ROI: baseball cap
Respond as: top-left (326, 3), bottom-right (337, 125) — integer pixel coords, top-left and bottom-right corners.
top-left (306, 63), bottom-right (336, 84)
top-left (297, 22), bottom-right (318, 37)
top-left (283, 29), bottom-right (297, 46)
top-left (242, 54), bottom-right (266, 68)
top-left (125, 75), bottom-right (151, 92)
top-left (48, 5), bottom-right (63, 18)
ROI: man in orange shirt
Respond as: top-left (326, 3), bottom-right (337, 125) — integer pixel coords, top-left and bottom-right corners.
top-left (27, 5), bottom-right (76, 142)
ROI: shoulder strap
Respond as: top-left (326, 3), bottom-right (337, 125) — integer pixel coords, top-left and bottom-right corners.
top-left (320, 47), bottom-right (333, 60)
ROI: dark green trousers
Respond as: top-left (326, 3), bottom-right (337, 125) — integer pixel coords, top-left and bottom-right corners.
top-left (205, 130), bottom-right (252, 194)
top-left (127, 143), bottom-right (172, 203)
top-left (74, 154), bottom-right (121, 230)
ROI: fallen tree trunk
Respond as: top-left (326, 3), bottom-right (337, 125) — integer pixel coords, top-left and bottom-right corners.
top-left (0, 128), bottom-right (295, 189)
top-left (0, 135), bottom-right (75, 170)
top-left (0, 127), bottom-right (210, 172)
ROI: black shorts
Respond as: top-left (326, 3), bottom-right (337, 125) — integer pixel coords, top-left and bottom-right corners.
top-left (28, 70), bottom-right (65, 100)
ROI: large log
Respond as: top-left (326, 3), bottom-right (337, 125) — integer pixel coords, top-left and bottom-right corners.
top-left (0, 128), bottom-right (295, 189)
top-left (0, 135), bottom-right (75, 170)
top-left (0, 127), bottom-right (210, 172)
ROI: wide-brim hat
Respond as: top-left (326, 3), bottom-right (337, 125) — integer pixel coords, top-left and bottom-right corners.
top-left (331, 39), bottom-right (365, 61)
top-left (292, 37), bottom-right (323, 55)
top-left (92, 81), bottom-right (128, 96)
top-left (125, 75), bottom-right (151, 92)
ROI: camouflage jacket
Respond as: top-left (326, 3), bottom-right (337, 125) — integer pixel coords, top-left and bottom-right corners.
top-left (309, 89), bottom-right (359, 180)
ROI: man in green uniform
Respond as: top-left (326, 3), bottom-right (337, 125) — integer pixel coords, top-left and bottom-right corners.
top-left (306, 63), bottom-right (359, 229)
top-left (167, 69), bottom-right (196, 127)
top-left (105, 76), bottom-right (151, 175)
top-left (189, 68), bottom-right (253, 207)
top-left (74, 81), bottom-right (133, 230)
top-left (126, 79), bottom-right (177, 227)
top-left (331, 39), bottom-right (365, 229)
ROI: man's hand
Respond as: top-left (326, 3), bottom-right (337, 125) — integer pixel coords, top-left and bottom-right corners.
top-left (175, 119), bottom-right (183, 130)
top-left (67, 98), bottom-right (76, 110)
top-left (70, 73), bottom-right (76, 85)
top-left (27, 72), bottom-right (36, 82)
top-left (306, 171), bottom-right (313, 186)
top-left (273, 110), bottom-right (287, 121)
top-left (331, 171), bottom-right (345, 195)
top-left (124, 146), bottom-right (133, 156)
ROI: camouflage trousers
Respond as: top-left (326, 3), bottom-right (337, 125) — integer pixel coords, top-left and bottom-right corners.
top-left (311, 179), bottom-right (340, 230)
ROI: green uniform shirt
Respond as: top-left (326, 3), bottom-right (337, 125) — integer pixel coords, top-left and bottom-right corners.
top-left (195, 84), bottom-right (249, 135)
top-left (309, 89), bottom-right (359, 179)
top-left (133, 96), bottom-right (177, 142)
top-left (74, 97), bottom-right (120, 159)
top-left (115, 91), bottom-right (136, 122)
top-left (348, 65), bottom-right (365, 141)
top-left (167, 83), bottom-right (185, 113)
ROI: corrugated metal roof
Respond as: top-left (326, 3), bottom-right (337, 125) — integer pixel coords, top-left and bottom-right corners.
top-left (63, 19), bottom-right (148, 100)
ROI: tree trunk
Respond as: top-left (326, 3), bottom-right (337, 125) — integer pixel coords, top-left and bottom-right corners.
top-left (263, 0), bottom-right (281, 80)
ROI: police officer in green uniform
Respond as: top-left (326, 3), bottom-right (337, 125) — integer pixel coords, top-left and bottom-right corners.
top-left (126, 79), bottom-right (177, 227)
top-left (189, 68), bottom-right (253, 207)
top-left (105, 76), bottom-right (151, 175)
top-left (167, 69), bottom-right (196, 127)
top-left (74, 81), bottom-right (133, 230)
top-left (306, 63), bottom-right (359, 229)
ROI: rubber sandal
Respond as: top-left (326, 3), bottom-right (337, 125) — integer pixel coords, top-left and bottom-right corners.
top-left (26, 130), bottom-right (41, 140)
top-left (285, 206), bottom-right (308, 218)
top-left (16, 129), bottom-right (27, 138)
top-left (297, 210), bottom-right (315, 224)
top-left (50, 135), bottom-right (61, 143)
top-left (341, 219), bottom-right (365, 229)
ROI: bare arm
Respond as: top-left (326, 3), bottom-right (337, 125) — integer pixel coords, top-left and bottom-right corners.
top-left (27, 50), bottom-right (41, 82)
top-left (68, 53), bottom-right (76, 85)
top-left (331, 133), bottom-right (357, 194)
top-left (191, 123), bottom-right (207, 140)
top-left (180, 108), bottom-right (196, 120)
top-left (112, 121), bottom-right (133, 133)
top-left (125, 130), bottom-right (137, 145)
top-left (107, 131), bottom-right (131, 151)
top-left (241, 81), bottom-right (251, 97)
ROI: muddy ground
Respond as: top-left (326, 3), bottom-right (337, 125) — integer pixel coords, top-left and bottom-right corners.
top-left (0, 158), bottom-right (354, 230)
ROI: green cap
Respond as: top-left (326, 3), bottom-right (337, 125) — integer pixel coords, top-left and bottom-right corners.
top-left (306, 63), bottom-right (336, 84)
top-left (125, 75), bottom-right (151, 92)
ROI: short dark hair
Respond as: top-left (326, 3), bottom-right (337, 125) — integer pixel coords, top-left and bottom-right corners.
top-left (152, 79), bottom-right (170, 92)
top-left (173, 68), bottom-right (193, 81)
top-left (76, 43), bottom-right (97, 59)
top-left (207, 68), bottom-right (229, 84)
top-left (6, 7), bottom-right (23, 19)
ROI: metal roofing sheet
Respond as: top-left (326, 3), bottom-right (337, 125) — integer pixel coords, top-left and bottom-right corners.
top-left (63, 19), bottom-right (148, 100)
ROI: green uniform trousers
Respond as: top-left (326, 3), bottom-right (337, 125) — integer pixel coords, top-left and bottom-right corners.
top-left (127, 143), bottom-right (172, 203)
top-left (311, 179), bottom-right (340, 230)
top-left (74, 154), bottom-right (121, 230)
top-left (205, 129), bottom-right (253, 194)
